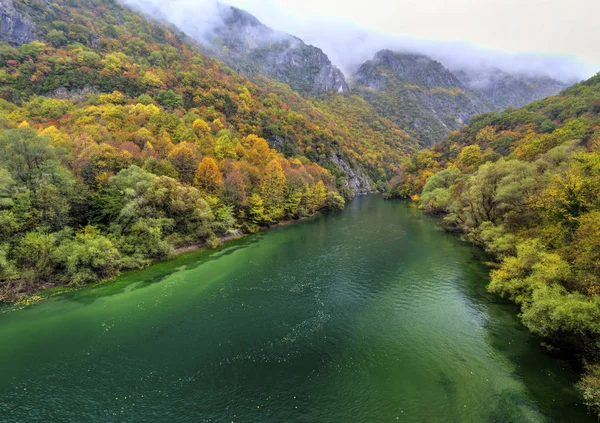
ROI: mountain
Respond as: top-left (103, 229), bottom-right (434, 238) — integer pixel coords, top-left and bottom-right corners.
top-left (352, 50), bottom-right (492, 146)
top-left (0, 0), bottom-right (420, 299)
top-left (207, 4), bottom-right (350, 95)
top-left (119, 2), bottom-right (571, 147)
top-left (351, 49), bottom-right (570, 146)
top-left (454, 67), bottom-right (569, 110)
top-left (123, 1), bottom-right (349, 96)
top-left (0, 0), bottom-right (420, 195)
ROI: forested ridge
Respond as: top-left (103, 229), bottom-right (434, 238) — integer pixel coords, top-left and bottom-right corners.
top-left (390, 73), bottom-right (600, 416)
top-left (0, 0), bottom-right (419, 301)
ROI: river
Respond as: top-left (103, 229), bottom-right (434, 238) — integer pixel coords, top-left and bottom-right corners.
top-left (0, 196), bottom-right (592, 422)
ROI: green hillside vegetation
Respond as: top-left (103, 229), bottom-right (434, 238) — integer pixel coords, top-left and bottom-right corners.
top-left (389, 74), bottom-right (600, 416)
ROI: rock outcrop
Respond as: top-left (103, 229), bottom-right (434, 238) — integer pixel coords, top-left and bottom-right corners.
top-left (128, 1), bottom-right (350, 95)
top-left (331, 153), bottom-right (374, 195)
top-left (210, 5), bottom-right (349, 95)
top-left (0, 0), bottom-right (37, 46)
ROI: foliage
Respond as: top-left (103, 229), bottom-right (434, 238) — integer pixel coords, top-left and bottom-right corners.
top-left (398, 73), bottom-right (600, 416)
top-left (0, 0), bottom-right (359, 299)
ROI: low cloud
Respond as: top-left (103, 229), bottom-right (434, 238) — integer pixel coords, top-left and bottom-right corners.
top-left (120, 0), bottom-right (597, 84)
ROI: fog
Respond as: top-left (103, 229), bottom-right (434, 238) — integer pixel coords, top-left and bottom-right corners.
top-left (120, 0), bottom-right (597, 84)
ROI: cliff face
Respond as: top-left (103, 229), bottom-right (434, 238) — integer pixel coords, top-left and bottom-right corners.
top-left (353, 50), bottom-right (491, 146)
top-left (356, 50), bottom-right (466, 90)
top-left (207, 5), bottom-right (349, 95)
top-left (0, 0), bottom-right (37, 46)
top-left (131, 2), bottom-right (349, 96)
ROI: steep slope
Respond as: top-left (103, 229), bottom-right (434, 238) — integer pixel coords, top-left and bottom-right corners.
top-left (455, 67), bottom-right (569, 110)
top-left (353, 50), bottom-right (492, 146)
top-left (0, 0), bottom-right (417, 194)
top-left (123, 1), bottom-right (349, 95)
top-left (209, 4), bottom-right (350, 95)
top-left (388, 74), bottom-right (600, 417)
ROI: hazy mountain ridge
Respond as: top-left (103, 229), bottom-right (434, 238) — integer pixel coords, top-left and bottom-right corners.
top-left (114, 1), bottom-right (572, 145)
top-left (120, 0), bottom-right (350, 95)
top-left (351, 49), bottom-right (570, 145)
top-left (352, 50), bottom-right (492, 145)
top-left (200, 4), bottom-right (350, 95)
top-left (455, 67), bottom-right (569, 110)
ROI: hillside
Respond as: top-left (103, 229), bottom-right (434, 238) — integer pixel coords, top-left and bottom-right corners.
top-left (0, 0), bottom-right (417, 300)
top-left (389, 73), bottom-right (600, 416)
top-left (0, 0), bottom-right (417, 193)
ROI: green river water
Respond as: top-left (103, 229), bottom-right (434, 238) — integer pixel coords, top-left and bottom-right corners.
top-left (0, 196), bottom-right (593, 422)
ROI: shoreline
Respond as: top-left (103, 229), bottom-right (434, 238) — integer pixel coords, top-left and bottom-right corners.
top-left (0, 214), bottom-right (319, 308)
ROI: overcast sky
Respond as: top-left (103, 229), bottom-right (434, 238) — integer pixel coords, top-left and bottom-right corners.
top-left (227, 0), bottom-right (599, 76)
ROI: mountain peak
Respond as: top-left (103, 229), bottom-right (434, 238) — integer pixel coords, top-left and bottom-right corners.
top-left (218, 4), bottom-right (264, 28)
top-left (171, 2), bottom-right (350, 95)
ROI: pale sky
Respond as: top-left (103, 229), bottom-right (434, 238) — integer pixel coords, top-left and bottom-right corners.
top-left (228, 0), bottom-right (600, 77)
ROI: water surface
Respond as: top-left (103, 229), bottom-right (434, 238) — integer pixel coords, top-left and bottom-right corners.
top-left (0, 196), bottom-right (592, 422)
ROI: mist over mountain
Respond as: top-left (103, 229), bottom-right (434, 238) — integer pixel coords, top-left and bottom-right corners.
top-left (352, 50), bottom-right (492, 145)
top-left (118, 0), bottom-right (581, 144)
top-left (120, 0), bottom-right (587, 91)
top-left (223, 1), bottom-right (596, 84)
top-left (121, 0), bottom-right (349, 94)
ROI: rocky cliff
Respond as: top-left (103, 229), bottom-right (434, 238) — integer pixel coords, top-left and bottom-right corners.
top-left (127, 1), bottom-right (349, 96)
top-left (0, 0), bottom-right (37, 46)
top-left (208, 5), bottom-right (349, 95)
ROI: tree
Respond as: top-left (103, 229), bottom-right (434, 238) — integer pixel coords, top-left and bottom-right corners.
top-left (305, 181), bottom-right (327, 214)
top-left (16, 231), bottom-right (56, 281)
top-left (46, 29), bottom-right (68, 47)
top-left (420, 168), bottom-right (460, 214)
top-left (214, 130), bottom-right (237, 160)
top-left (0, 128), bottom-right (56, 187)
top-left (156, 90), bottom-right (184, 109)
top-left (194, 157), bottom-right (223, 195)
top-left (167, 143), bottom-right (199, 184)
top-left (261, 159), bottom-right (286, 221)
top-left (54, 226), bottom-right (121, 286)
top-left (247, 193), bottom-right (266, 228)
top-left (455, 145), bottom-right (484, 173)
top-left (447, 160), bottom-right (536, 229)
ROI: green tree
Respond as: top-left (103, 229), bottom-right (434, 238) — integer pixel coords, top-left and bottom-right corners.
top-left (54, 226), bottom-right (121, 286)
top-left (156, 90), bottom-right (184, 109)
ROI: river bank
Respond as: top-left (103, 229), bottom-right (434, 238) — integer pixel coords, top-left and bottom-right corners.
top-left (0, 214), bottom-right (317, 306)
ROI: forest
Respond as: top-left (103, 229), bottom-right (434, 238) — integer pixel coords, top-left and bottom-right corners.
top-left (0, 0), bottom-right (415, 300)
top-left (389, 74), bottom-right (600, 415)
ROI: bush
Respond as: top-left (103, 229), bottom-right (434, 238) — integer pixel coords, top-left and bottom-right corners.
top-left (54, 226), bottom-right (121, 286)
